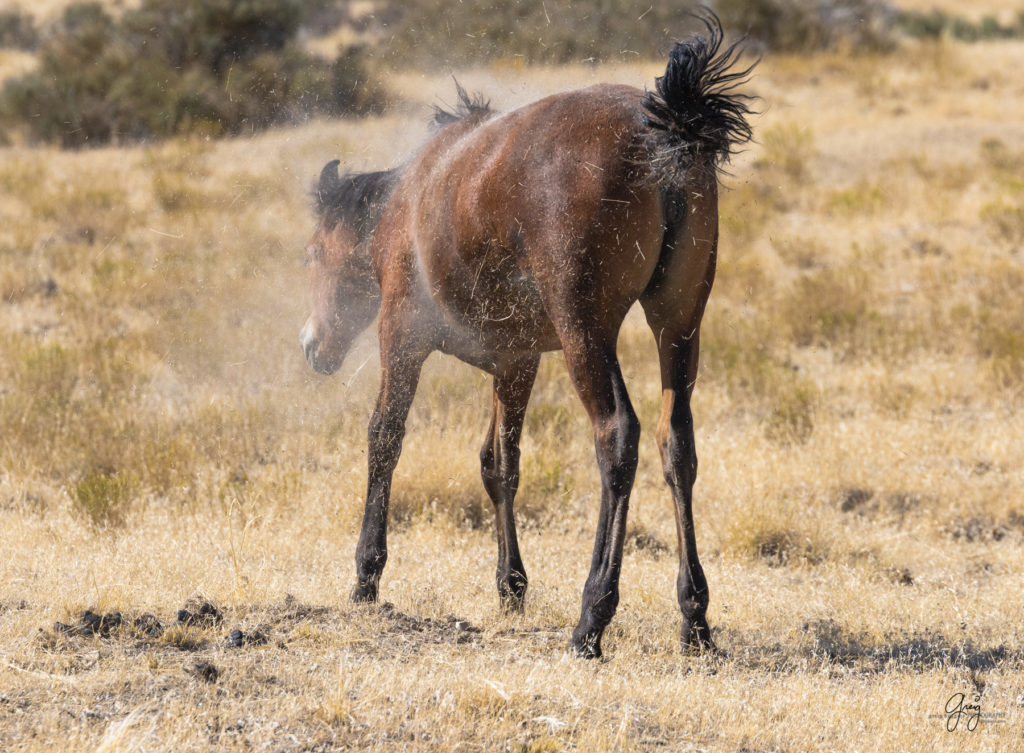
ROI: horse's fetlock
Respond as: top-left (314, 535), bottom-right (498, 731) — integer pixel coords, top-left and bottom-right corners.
top-left (678, 596), bottom-right (707, 621)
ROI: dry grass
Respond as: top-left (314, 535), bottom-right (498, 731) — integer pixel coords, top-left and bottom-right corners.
top-left (2, 0), bottom-right (142, 24)
top-left (898, 0), bottom-right (1024, 19)
top-left (3, 31), bottom-right (1024, 752)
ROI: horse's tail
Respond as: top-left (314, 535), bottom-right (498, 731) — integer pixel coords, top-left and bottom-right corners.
top-left (642, 12), bottom-right (755, 220)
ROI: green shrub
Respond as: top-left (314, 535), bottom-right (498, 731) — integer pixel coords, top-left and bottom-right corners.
top-left (894, 10), bottom-right (1024, 41)
top-left (700, 312), bottom-right (785, 398)
top-left (981, 202), bottom-right (1024, 245)
top-left (719, 0), bottom-right (895, 52)
top-left (0, 9), bottom-right (37, 50)
top-left (121, 0), bottom-right (303, 73)
top-left (978, 318), bottom-right (1024, 389)
top-left (380, 0), bottom-right (907, 66)
top-left (380, 0), bottom-right (706, 67)
top-left (763, 378), bottom-right (817, 445)
top-left (784, 267), bottom-right (871, 348)
top-left (0, 0), bottom-right (381, 147)
top-left (757, 123), bottom-right (815, 181)
top-left (18, 343), bottom-right (76, 412)
top-left (827, 180), bottom-right (887, 216)
top-left (71, 467), bottom-right (137, 528)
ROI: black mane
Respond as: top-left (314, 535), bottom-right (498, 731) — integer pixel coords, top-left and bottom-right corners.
top-left (314, 83), bottom-right (490, 239)
top-left (431, 81), bottom-right (492, 130)
top-left (315, 161), bottom-right (401, 242)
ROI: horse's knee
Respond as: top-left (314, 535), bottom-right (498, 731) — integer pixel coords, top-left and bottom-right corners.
top-left (599, 403), bottom-right (640, 453)
top-left (368, 413), bottom-right (406, 477)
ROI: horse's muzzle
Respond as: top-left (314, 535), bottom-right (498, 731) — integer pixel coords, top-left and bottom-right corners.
top-left (300, 319), bottom-right (341, 375)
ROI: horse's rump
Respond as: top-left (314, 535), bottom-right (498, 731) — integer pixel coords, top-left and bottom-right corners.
top-left (377, 84), bottom-right (668, 355)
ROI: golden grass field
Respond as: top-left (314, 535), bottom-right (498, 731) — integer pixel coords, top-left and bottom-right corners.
top-left (3, 21), bottom-right (1024, 753)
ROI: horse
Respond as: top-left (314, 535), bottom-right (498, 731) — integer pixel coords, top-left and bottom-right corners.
top-left (299, 16), bottom-right (754, 658)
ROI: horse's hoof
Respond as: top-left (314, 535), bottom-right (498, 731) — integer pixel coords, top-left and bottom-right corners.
top-left (681, 618), bottom-right (716, 655)
top-left (350, 583), bottom-right (378, 603)
top-left (682, 639), bottom-right (719, 656)
top-left (570, 629), bottom-right (603, 659)
top-left (498, 593), bottom-right (526, 615)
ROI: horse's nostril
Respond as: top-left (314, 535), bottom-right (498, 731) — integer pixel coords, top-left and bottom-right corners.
top-left (300, 324), bottom-right (320, 368)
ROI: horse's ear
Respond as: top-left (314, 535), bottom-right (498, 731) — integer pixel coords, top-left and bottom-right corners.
top-left (318, 160), bottom-right (341, 206)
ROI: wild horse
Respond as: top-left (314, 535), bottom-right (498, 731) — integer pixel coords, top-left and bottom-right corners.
top-left (300, 16), bottom-right (754, 657)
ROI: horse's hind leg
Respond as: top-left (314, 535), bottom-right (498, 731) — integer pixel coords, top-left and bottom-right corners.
top-left (479, 355), bottom-right (539, 613)
top-left (559, 330), bottom-right (641, 658)
top-left (639, 181), bottom-right (718, 652)
top-left (645, 327), bottom-right (714, 652)
top-left (351, 335), bottom-right (427, 603)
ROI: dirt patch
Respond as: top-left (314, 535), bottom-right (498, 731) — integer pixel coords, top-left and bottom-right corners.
top-left (176, 598), bottom-right (223, 627)
top-left (191, 660), bottom-right (220, 683)
top-left (624, 526), bottom-right (670, 558)
top-left (0, 599), bottom-right (30, 614)
top-left (53, 610), bottom-right (125, 638)
top-left (945, 516), bottom-right (1014, 543)
top-left (716, 621), bottom-right (1023, 673)
top-left (227, 627), bottom-right (269, 648)
top-left (374, 602), bottom-right (483, 646)
top-left (40, 597), bottom-right (304, 650)
top-left (837, 487), bottom-right (923, 521)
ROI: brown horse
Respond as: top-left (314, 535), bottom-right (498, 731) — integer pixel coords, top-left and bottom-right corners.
top-left (300, 16), bottom-right (754, 658)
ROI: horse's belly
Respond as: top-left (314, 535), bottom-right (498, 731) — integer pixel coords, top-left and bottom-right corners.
top-left (427, 249), bottom-right (560, 352)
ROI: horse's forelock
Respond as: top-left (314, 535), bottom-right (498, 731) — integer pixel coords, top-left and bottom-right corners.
top-left (314, 165), bottom-right (401, 243)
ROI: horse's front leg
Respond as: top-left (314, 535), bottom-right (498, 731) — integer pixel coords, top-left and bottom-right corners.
top-left (351, 339), bottom-right (427, 603)
top-left (479, 355), bottom-right (539, 613)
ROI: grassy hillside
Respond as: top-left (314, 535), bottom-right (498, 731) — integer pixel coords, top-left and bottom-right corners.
top-left (2, 32), bottom-right (1024, 753)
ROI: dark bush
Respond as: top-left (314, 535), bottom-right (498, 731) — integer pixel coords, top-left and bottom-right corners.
top-left (377, 0), bottom-right (1024, 68)
top-left (718, 0), bottom-right (896, 52)
top-left (894, 10), bottom-right (1024, 41)
top-left (375, 0), bottom-right (907, 67)
top-left (379, 0), bottom-right (707, 67)
top-left (0, 0), bottom-right (381, 147)
top-left (121, 0), bottom-right (303, 74)
top-left (297, 0), bottom-right (358, 37)
top-left (0, 8), bottom-right (38, 50)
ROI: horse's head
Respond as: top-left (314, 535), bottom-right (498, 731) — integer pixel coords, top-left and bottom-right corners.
top-left (300, 160), bottom-right (383, 375)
